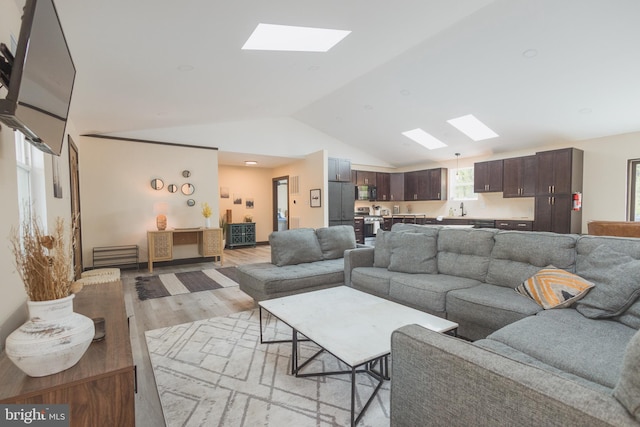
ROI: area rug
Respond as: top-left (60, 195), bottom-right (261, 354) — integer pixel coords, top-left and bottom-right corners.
top-left (145, 309), bottom-right (390, 427)
top-left (135, 267), bottom-right (240, 301)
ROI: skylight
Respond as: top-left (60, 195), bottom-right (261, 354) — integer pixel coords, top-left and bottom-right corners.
top-left (401, 128), bottom-right (447, 150)
top-left (447, 114), bottom-right (498, 141)
top-left (242, 23), bottom-right (351, 52)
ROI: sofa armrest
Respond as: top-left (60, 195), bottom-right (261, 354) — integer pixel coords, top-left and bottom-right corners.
top-left (391, 324), bottom-right (637, 427)
top-left (343, 247), bottom-right (374, 286)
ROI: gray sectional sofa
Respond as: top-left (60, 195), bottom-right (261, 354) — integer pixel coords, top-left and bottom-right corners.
top-left (237, 225), bottom-right (356, 302)
top-left (344, 224), bottom-right (640, 426)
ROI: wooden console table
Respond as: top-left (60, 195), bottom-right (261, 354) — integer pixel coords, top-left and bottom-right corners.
top-left (147, 227), bottom-right (224, 272)
top-left (0, 281), bottom-right (135, 426)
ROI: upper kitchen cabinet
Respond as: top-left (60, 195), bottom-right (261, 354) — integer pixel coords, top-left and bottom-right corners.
top-left (376, 172), bottom-right (390, 201)
top-left (355, 171), bottom-right (377, 186)
top-left (474, 160), bottom-right (504, 193)
top-left (328, 157), bottom-right (351, 182)
top-left (503, 155), bottom-right (537, 198)
top-left (389, 173), bottom-right (404, 202)
top-left (405, 168), bottom-right (447, 201)
top-left (536, 148), bottom-right (581, 195)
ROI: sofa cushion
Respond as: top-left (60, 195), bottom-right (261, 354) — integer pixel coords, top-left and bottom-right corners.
top-left (373, 230), bottom-right (393, 268)
top-left (237, 258), bottom-right (344, 298)
top-left (446, 283), bottom-right (542, 333)
top-left (437, 228), bottom-right (497, 281)
top-left (388, 232), bottom-right (438, 274)
top-left (390, 223), bottom-right (441, 234)
top-left (616, 299), bottom-right (640, 329)
top-left (515, 266), bottom-right (594, 309)
top-left (614, 329), bottom-right (640, 421)
top-left (574, 244), bottom-right (640, 319)
top-left (269, 228), bottom-right (323, 266)
top-left (486, 309), bottom-right (637, 389)
top-left (486, 231), bottom-right (578, 288)
top-left (389, 273), bottom-right (481, 314)
top-left (315, 225), bottom-right (356, 260)
top-left (351, 266), bottom-right (396, 297)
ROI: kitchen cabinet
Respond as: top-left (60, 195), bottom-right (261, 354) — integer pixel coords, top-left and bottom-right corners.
top-left (356, 171), bottom-right (376, 186)
top-left (328, 181), bottom-right (355, 226)
top-left (328, 157), bottom-right (351, 182)
top-left (533, 148), bottom-right (583, 234)
top-left (503, 155), bottom-right (537, 198)
top-left (474, 160), bottom-right (504, 193)
top-left (389, 173), bottom-right (404, 201)
top-left (496, 220), bottom-right (533, 231)
top-left (376, 172), bottom-right (390, 201)
top-left (382, 217), bottom-right (393, 231)
top-left (404, 168), bottom-right (447, 201)
top-left (354, 217), bottom-right (365, 244)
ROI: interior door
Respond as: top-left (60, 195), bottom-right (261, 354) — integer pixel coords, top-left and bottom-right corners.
top-left (68, 136), bottom-right (83, 279)
top-left (272, 176), bottom-right (289, 232)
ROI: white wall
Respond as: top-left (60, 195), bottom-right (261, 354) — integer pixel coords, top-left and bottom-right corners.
top-left (78, 136), bottom-right (219, 265)
top-left (218, 165), bottom-right (273, 242)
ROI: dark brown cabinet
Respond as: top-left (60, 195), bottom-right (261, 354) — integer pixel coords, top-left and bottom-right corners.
top-left (496, 220), bottom-right (534, 231)
top-left (503, 155), bottom-right (537, 198)
top-left (354, 217), bottom-right (365, 244)
top-left (389, 173), bottom-right (404, 201)
top-left (355, 171), bottom-right (376, 186)
top-left (533, 148), bottom-right (583, 234)
top-left (376, 172), bottom-right (390, 201)
top-left (328, 157), bottom-right (351, 182)
top-left (328, 181), bottom-right (355, 226)
top-left (405, 168), bottom-right (447, 201)
top-left (474, 160), bottom-right (504, 193)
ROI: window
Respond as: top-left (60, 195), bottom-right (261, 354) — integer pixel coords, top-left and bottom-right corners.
top-left (15, 131), bottom-right (47, 228)
top-left (449, 167), bottom-right (477, 201)
top-left (629, 159), bottom-right (640, 221)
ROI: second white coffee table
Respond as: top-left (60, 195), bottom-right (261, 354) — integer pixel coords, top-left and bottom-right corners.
top-left (259, 286), bottom-right (458, 426)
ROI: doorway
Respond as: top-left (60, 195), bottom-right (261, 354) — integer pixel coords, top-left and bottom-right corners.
top-left (272, 176), bottom-right (289, 232)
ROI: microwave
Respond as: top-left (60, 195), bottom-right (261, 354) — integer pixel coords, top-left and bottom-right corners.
top-left (355, 185), bottom-right (377, 201)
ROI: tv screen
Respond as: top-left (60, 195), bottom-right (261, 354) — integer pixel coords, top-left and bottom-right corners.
top-left (0, 0), bottom-right (75, 156)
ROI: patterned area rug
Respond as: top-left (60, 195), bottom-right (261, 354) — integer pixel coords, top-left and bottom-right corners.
top-left (145, 309), bottom-right (390, 427)
top-left (135, 267), bottom-right (240, 301)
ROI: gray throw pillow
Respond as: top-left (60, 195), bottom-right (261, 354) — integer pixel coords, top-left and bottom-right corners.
top-left (316, 225), bottom-right (356, 260)
top-left (269, 228), bottom-right (323, 266)
top-left (387, 232), bottom-right (438, 274)
top-left (374, 230), bottom-right (393, 268)
top-left (575, 244), bottom-right (640, 318)
top-left (613, 329), bottom-right (640, 421)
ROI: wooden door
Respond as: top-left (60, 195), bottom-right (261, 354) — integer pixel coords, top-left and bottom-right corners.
top-left (502, 158), bottom-right (521, 197)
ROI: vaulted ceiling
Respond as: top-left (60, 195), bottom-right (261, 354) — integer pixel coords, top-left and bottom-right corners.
top-left (53, 0), bottom-right (640, 168)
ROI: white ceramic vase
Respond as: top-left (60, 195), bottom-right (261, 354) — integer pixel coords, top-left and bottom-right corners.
top-left (5, 294), bottom-right (95, 377)
top-left (204, 217), bottom-right (211, 228)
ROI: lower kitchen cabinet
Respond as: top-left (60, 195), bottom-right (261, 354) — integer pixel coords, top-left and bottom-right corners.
top-left (354, 217), bottom-right (365, 244)
top-left (496, 220), bottom-right (533, 231)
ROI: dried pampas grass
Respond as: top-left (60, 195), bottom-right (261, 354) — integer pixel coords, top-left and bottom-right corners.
top-left (11, 217), bottom-right (74, 301)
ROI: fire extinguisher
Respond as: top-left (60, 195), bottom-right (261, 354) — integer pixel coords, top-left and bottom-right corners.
top-left (572, 192), bottom-right (582, 211)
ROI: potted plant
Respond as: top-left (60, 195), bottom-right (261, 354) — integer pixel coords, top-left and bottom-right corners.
top-left (6, 216), bottom-right (94, 377)
top-left (219, 214), bottom-right (228, 247)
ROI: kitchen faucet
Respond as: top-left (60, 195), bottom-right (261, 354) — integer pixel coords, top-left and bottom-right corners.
top-left (460, 202), bottom-right (466, 217)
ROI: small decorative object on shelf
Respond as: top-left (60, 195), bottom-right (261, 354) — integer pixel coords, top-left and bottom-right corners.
top-left (156, 214), bottom-right (167, 230)
top-left (7, 216), bottom-right (94, 377)
top-left (202, 202), bottom-right (212, 228)
top-left (244, 214), bottom-right (253, 223)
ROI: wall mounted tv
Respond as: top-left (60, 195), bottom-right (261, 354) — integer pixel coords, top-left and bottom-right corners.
top-left (0, 0), bottom-right (75, 156)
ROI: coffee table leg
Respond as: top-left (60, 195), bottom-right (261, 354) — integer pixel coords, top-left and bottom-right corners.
top-left (292, 328), bottom-right (298, 375)
top-left (351, 367), bottom-right (356, 427)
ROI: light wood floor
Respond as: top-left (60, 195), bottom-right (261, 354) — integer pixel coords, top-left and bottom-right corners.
top-left (121, 245), bottom-right (271, 427)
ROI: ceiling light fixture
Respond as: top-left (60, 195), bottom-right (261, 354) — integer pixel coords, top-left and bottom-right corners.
top-left (447, 114), bottom-right (498, 141)
top-left (455, 152), bottom-right (460, 177)
top-left (242, 23), bottom-right (351, 52)
top-left (401, 128), bottom-right (447, 150)
top-left (245, 160), bottom-right (258, 166)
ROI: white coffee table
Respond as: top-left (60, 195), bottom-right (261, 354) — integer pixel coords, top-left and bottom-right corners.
top-left (259, 286), bottom-right (458, 426)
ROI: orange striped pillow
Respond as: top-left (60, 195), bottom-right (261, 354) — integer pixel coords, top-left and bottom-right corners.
top-left (515, 266), bottom-right (595, 309)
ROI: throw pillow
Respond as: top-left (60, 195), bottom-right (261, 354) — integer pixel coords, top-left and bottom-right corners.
top-left (315, 225), bottom-right (356, 260)
top-left (387, 232), bottom-right (438, 274)
top-left (373, 230), bottom-right (393, 268)
top-left (613, 329), bottom-right (640, 421)
top-left (515, 266), bottom-right (594, 309)
top-left (575, 245), bottom-right (640, 319)
top-left (269, 228), bottom-right (323, 266)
